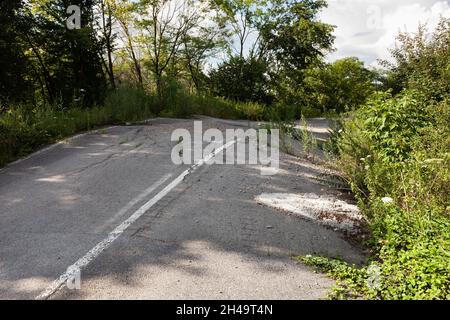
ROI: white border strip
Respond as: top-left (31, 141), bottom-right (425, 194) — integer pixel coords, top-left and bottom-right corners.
top-left (35, 139), bottom-right (236, 300)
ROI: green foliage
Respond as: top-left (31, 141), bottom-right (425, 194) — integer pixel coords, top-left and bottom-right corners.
top-left (2, 0), bottom-right (340, 125)
top-left (182, 31), bottom-right (227, 93)
top-left (300, 200), bottom-right (450, 300)
top-left (328, 89), bottom-right (450, 299)
top-left (0, 1), bottom-right (33, 105)
top-left (261, 0), bottom-right (335, 71)
top-left (0, 85), bottom-right (270, 167)
top-left (298, 255), bottom-right (369, 300)
top-left (191, 95), bottom-right (264, 120)
top-left (265, 102), bottom-right (299, 121)
top-left (26, 0), bottom-right (107, 107)
top-left (303, 57), bottom-right (377, 114)
top-left (381, 18), bottom-right (450, 101)
top-left (360, 92), bottom-right (430, 162)
top-left (103, 86), bottom-right (157, 122)
top-left (371, 202), bottom-right (450, 300)
top-left (258, 0), bottom-right (335, 107)
top-left (319, 21), bottom-right (450, 299)
top-left (209, 56), bottom-right (273, 105)
top-left (0, 87), bottom-right (154, 166)
top-left (297, 116), bottom-right (318, 156)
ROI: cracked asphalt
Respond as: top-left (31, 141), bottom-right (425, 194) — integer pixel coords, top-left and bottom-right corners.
top-left (0, 117), bottom-right (364, 299)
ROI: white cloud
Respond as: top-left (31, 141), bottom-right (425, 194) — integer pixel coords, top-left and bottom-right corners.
top-left (320, 0), bottom-right (450, 67)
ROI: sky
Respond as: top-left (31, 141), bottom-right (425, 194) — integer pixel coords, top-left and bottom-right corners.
top-left (319, 0), bottom-right (450, 66)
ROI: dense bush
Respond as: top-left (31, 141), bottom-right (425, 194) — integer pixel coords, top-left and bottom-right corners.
top-left (103, 87), bottom-right (157, 122)
top-left (381, 18), bottom-right (450, 101)
top-left (315, 20), bottom-right (450, 299)
top-left (303, 58), bottom-right (376, 114)
top-left (209, 56), bottom-right (273, 105)
top-left (324, 89), bottom-right (450, 299)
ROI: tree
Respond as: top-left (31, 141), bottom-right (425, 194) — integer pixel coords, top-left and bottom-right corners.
top-left (97, 0), bottom-right (117, 89)
top-left (214, 0), bottom-right (266, 58)
top-left (381, 18), bottom-right (450, 101)
top-left (261, 0), bottom-right (334, 71)
top-left (259, 0), bottom-right (335, 107)
top-left (209, 0), bottom-right (336, 111)
top-left (114, 0), bottom-right (144, 87)
top-left (304, 57), bottom-right (376, 113)
top-left (25, 0), bottom-right (106, 106)
top-left (135, 0), bottom-right (207, 109)
top-left (0, 0), bottom-right (33, 107)
top-left (209, 56), bottom-right (272, 104)
top-left (182, 26), bottom-right (227, 93)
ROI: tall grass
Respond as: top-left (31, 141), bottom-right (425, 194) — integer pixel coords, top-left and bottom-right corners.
top-left (0, 87), bottom-right (271, 167)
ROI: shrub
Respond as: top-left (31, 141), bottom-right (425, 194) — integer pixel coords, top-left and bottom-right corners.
top-left (103, 86), bottom-right (157, 123)
top-left (324, 89), bottom-right (450, 299)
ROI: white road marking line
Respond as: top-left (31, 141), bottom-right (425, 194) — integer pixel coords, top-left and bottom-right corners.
top-left (35, 140), bottom-right (236, 300)
top-left (94, 173), bottom-right (173, 233)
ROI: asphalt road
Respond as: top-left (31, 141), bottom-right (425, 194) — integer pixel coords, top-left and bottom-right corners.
top-left (0, 117), bottom-right (364, 299)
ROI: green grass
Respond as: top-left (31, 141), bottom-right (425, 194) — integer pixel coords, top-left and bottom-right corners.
top-left (297, 255), bottom-right (369, 300)
top-left (0, 87), bottom-right (153, 167)
top-left (0, 87), bottom-right (272, 168)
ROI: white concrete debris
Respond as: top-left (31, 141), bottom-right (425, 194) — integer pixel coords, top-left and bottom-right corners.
top-left (255, 193), bottom-right (364, 234)
top-left (381, 197), bottom-right (394, 204)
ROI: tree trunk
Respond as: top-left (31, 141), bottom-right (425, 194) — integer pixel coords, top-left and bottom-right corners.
top-left (155, 71), bottom-right (164, 113)
top-left (102, 1), bottom-right (115, 89)
top-left (25, 34), bottom-right (54, 104)
top-left (119, 20), bottom-right (143, 87)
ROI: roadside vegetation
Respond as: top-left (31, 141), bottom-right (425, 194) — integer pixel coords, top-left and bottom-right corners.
top-left (1, 0), bottom-right (449, 300)
top-left (0, 87), bottom-right (265, 166)
top-left (302, 19), bottom-right (450, 300)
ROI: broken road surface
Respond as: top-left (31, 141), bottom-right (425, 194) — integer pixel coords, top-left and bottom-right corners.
top-left (0, 118), bottom-right (364, 299)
